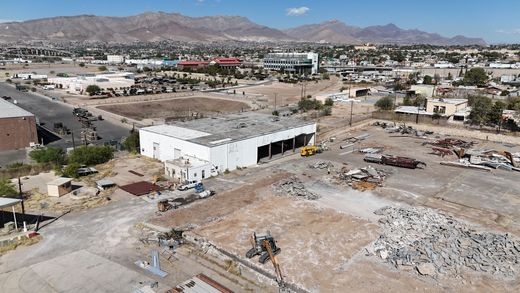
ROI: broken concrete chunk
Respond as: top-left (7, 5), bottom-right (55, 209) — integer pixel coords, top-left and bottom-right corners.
top-left (417, 263), bottom-right (436, 276)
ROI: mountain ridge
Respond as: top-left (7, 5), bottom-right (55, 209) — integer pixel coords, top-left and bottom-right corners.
top-left (0, 12), bottom-right (486, 45)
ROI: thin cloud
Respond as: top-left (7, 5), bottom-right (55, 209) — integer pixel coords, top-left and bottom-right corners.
top-left (286, 7), bottom-right (310, 16)
top-left (497, 28), bottom-right (520, 34)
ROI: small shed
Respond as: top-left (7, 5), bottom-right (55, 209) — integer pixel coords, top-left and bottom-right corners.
top-left (47, 177), bottom-right (73, 197)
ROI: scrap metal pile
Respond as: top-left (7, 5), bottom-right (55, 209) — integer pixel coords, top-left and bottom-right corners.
top-left (373, 121), bottom-right (433, 137)
top-left (370, 206), bottom-right (520, 278)
top-left (335, 165), bottom-right (390, 191)
top-left (440, 149), bottom-right (520, 172)
top-left (272, 176), bottom-right (320, 200)
top-left (364, 154), bottom-right (427, 169)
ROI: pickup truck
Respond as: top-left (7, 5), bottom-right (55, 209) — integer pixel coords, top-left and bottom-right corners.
top-left (177, 180), bottom-right (200, 191)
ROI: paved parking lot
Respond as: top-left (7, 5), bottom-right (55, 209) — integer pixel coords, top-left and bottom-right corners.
top-left (0, 82), bottom-right (130, 149)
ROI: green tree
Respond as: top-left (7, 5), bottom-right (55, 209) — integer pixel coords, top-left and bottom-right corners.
top-left (468, 96), bottom-right (493, 125)
top-left (61, 163), bottom-right (81, 178)
top-left (68, 145), bottom-right (114, 165)
top-left (298, 96), bottom-right (323, 112)
top-left (98, 65), bottom-right (107, 71)
top-left (78, 62), bottom-right (85, 67)
top-left (29, 147), bottom-right (66, 165)
top-left (85, 85), bottom-right (101, 96)
top-left (446, 72), bottom-right (453, 80)
top-left (375, 96), bottom-right (395, 111)
top-left (500, 90), bottom-right (510, 96)
top-left (487, 100), bottom-right (506, 126)
top-left (324, 98), bottom-right (334, 107)
top-left (0, 178), bottom-right (17, 198)
top-left (423, 75), bottom-right (433, 85)
top-left (402, 95), bottom-right (412, 106)
top-left (463, 68), bottom-right (488, 86)
top-left (123, 131), bottom-right (140, 153)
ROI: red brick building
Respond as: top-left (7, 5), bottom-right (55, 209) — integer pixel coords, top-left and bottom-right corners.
top-left (0, 99), bottom-right (38, 151)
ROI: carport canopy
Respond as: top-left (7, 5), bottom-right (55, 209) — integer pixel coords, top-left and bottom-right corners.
top-left (0, 198), bottom-right (22, 231)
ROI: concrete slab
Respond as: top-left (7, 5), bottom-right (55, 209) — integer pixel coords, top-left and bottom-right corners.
top-left (0, 250), bottom-right (154, 293)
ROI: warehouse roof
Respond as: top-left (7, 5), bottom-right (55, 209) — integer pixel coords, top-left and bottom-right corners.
top-left (141, 112), bottom-right (316, 147)
top-left (0, 99), bottom-right (34, 119)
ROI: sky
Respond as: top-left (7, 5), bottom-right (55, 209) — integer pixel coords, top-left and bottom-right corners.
top-left (1, 0), bottom-right (519, 44)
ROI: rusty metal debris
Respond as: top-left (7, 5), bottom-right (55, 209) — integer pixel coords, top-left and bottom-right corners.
top-left (423, 138), bottom-right (475, 149)
top-left (370, 206), bottom-right (520, 278)
top-left (364, 154), bottom-right (426, 169)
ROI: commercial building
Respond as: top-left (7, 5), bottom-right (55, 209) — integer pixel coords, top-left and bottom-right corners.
top-left (48, 72), bottom-right (135, 94)
top-left (107, 55), bottom-right (125, 64)
top-left (139, 112), bottom-right (316, 180)
top-left (0, 99), bottom-right (38, 151)
top-left (263, 52), bottom-right (319, 75)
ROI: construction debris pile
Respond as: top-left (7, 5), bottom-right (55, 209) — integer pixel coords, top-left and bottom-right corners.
top-left (373, 121), bottom-right (433, 137)
top-left (309, 161), bottom-right (334, 169)
top-left (424, 138), bottom-right (475, 149)
top-left (335, 166), bottom-right (390, 191)
top-left (272, 176), bottom-right (320, 200)
top-left (440, 149), bottom-right (520, 172)
top-left (371, 206), bottom-right (520, 278)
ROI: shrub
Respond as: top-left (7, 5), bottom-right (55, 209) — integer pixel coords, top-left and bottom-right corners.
top-left (375, 96), bottom-right (395, 111)
top-left (0, 178), bottom-right (17, 198)
top-left (61, 163), bottom-right (81, 178)
top-left (29, 147), bottom-right (66, 165)
top-left (68, 145), bottom-right (114, 165)
top-left (123, 131), bottom-right (140, 153)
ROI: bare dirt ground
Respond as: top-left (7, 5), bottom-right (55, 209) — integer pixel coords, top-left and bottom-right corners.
top-left (148, 122), bottom-right (520, 292)
top-left (244, 77), bottom-right (342, 106)
top-left (98, 97), bottom-right (250, 120)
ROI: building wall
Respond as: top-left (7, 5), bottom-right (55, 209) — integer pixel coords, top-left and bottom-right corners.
top-left (139, 130), bottom-right (210, 162)
top-left (0, 116), bottom-right (38, 151)
top-left (141, 123), bottom-right (316, 173)
top-left (426, 101), bottom-right (468, 116)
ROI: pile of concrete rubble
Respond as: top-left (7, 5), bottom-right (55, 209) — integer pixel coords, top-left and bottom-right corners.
top-left (370, 206), bottom-right (520, 278)
top-left (273, 176), bottom-right (320, 200)
top-left (309, 161), bottom-right (334, 169)
top-left (335, 166), bottom-right (390, 191)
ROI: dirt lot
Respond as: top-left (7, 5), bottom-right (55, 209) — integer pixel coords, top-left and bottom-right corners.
top-left (98, 97), bottom-right (250, 120)
top-left (244, 77), bottom-right (342, 106)
top-left (148, 122), bottom-right (520, 292)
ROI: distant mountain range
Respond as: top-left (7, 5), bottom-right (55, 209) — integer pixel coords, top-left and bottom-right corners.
top-left (0, 12), bottom-right (486, 45)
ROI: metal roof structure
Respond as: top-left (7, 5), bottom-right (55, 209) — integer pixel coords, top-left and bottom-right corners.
top-left (141, 112), bottom-right (315, 147)
top-left (0, 198), bottom-right (22, 209)
top-left (168, 273), bottom-right (233, 293)
top-left (0, 98), bottom-right (34, 119)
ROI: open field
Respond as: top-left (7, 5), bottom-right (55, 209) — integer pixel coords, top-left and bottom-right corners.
top-left (98, 97), bottom-right (251, 120)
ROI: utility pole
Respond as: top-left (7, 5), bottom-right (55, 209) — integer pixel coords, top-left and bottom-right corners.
top-left (18, 177), bottom-right (25, 215)
top-left (274, 93), bottom-right (277, 111)
top-left (71, 129), bottom-right (76, 150)
top-left (349, 100), bottom-right (354, 127)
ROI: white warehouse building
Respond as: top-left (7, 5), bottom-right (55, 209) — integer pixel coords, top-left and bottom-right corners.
top-left (139, 113), bottom-right (316, 181)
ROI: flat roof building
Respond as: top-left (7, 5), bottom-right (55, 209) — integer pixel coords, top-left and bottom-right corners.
top-left (263, 52), bottom-right (319, 75)
top-left (0, 99), bottom-right (38, 151)
top-left (139, 112), bottom-right (316, 177)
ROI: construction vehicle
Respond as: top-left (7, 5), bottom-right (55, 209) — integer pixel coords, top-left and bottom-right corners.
top-left (300, 145), bottom-right (323, 157)
top-left (245, 231), bottom-right (281, 264)
top-left (246, 231), bottom-right (286, 290)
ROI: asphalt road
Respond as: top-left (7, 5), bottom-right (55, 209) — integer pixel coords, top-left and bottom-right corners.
top-left (0, 82), bottom-right (130, 149)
